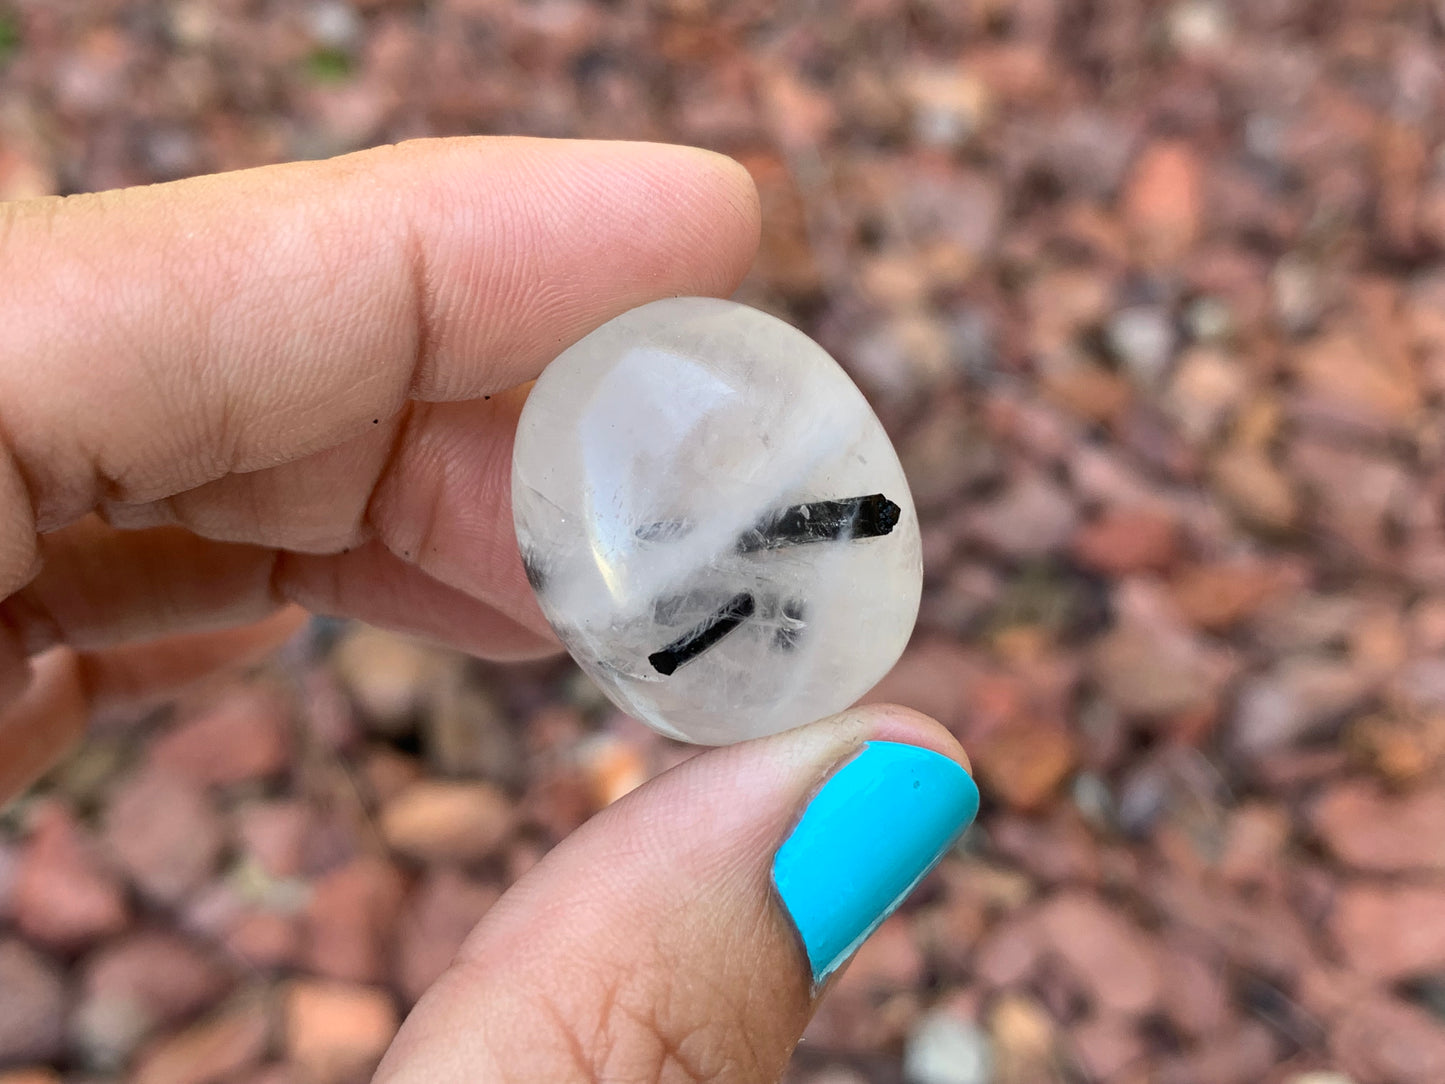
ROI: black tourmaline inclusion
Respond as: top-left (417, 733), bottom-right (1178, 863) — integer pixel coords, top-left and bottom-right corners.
top-left (735, 493), bottom-right (901, 553)
top-left (648, 592), bottom-right (756, 676)
top-left (644, 492), bottom-right (902, 676)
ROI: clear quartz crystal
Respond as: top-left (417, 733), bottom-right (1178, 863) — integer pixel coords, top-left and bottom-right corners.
top-left (511, 297), bottom-right (923, 745)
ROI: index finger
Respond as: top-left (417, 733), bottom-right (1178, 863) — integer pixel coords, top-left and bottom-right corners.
top-left (0, 137), bottom-right (760, 583)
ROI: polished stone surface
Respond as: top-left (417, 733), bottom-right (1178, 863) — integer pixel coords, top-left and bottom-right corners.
top-left (512, 297), bottom-right (922, 744)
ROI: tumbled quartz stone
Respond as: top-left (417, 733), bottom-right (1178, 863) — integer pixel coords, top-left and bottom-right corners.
top-left (512, 297), bottom-right (922, 745)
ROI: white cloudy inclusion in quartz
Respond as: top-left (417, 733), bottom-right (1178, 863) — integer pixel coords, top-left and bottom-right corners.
top-left (511, 297), bottom-right (922, 745)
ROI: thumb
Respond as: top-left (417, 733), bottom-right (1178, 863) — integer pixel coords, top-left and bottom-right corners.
top-left (375, 705), bottom-right (979, 1084)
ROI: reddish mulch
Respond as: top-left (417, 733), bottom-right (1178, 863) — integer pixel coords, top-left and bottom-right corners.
top-left (5, 2), bottom-right (1445, 1082)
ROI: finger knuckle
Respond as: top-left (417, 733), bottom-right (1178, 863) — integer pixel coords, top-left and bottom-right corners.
top-left (586, 968), bottom-right (768, 1084)
top-left (508, 963), bottom-right (768, 1084)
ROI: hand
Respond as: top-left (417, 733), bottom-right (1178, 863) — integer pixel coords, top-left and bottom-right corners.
top-left (0, 138), bottom-right (979, 1083)
top-left (0, 136), bottom-right (756, 797)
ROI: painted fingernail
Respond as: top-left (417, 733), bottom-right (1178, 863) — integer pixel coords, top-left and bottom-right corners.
top-left (772, 741), bottom-right (980, 983)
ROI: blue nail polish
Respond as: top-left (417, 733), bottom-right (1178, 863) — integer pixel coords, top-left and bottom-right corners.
top-left (772, 741), bottom-right (980, 982)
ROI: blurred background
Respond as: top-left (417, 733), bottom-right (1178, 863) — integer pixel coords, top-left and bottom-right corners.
top-left (4, 1), bottom-right (1445, 1082)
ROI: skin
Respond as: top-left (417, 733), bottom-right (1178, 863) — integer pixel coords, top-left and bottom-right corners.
top-left (0, 138), bottom-right (968, 1083)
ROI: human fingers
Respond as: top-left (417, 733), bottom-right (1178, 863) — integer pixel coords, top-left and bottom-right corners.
top-left (0, 607), bottom-right (306, 801)
top-left (3, 514), bottom-right (554, 662)
top-left (376, 706), bottom-right (979, 1084)
top-left (0, 511), bottom-right (558, 803)
top-left (0, 135), bottom-right (759, 602)
top-left (96, 384), bottom-right (552, 640)
top-left (0, 137), bottom-right (759, 720)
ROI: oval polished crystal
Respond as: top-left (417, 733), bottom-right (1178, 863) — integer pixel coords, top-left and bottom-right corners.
top-left (511, 297), bottom-right (922, 744)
